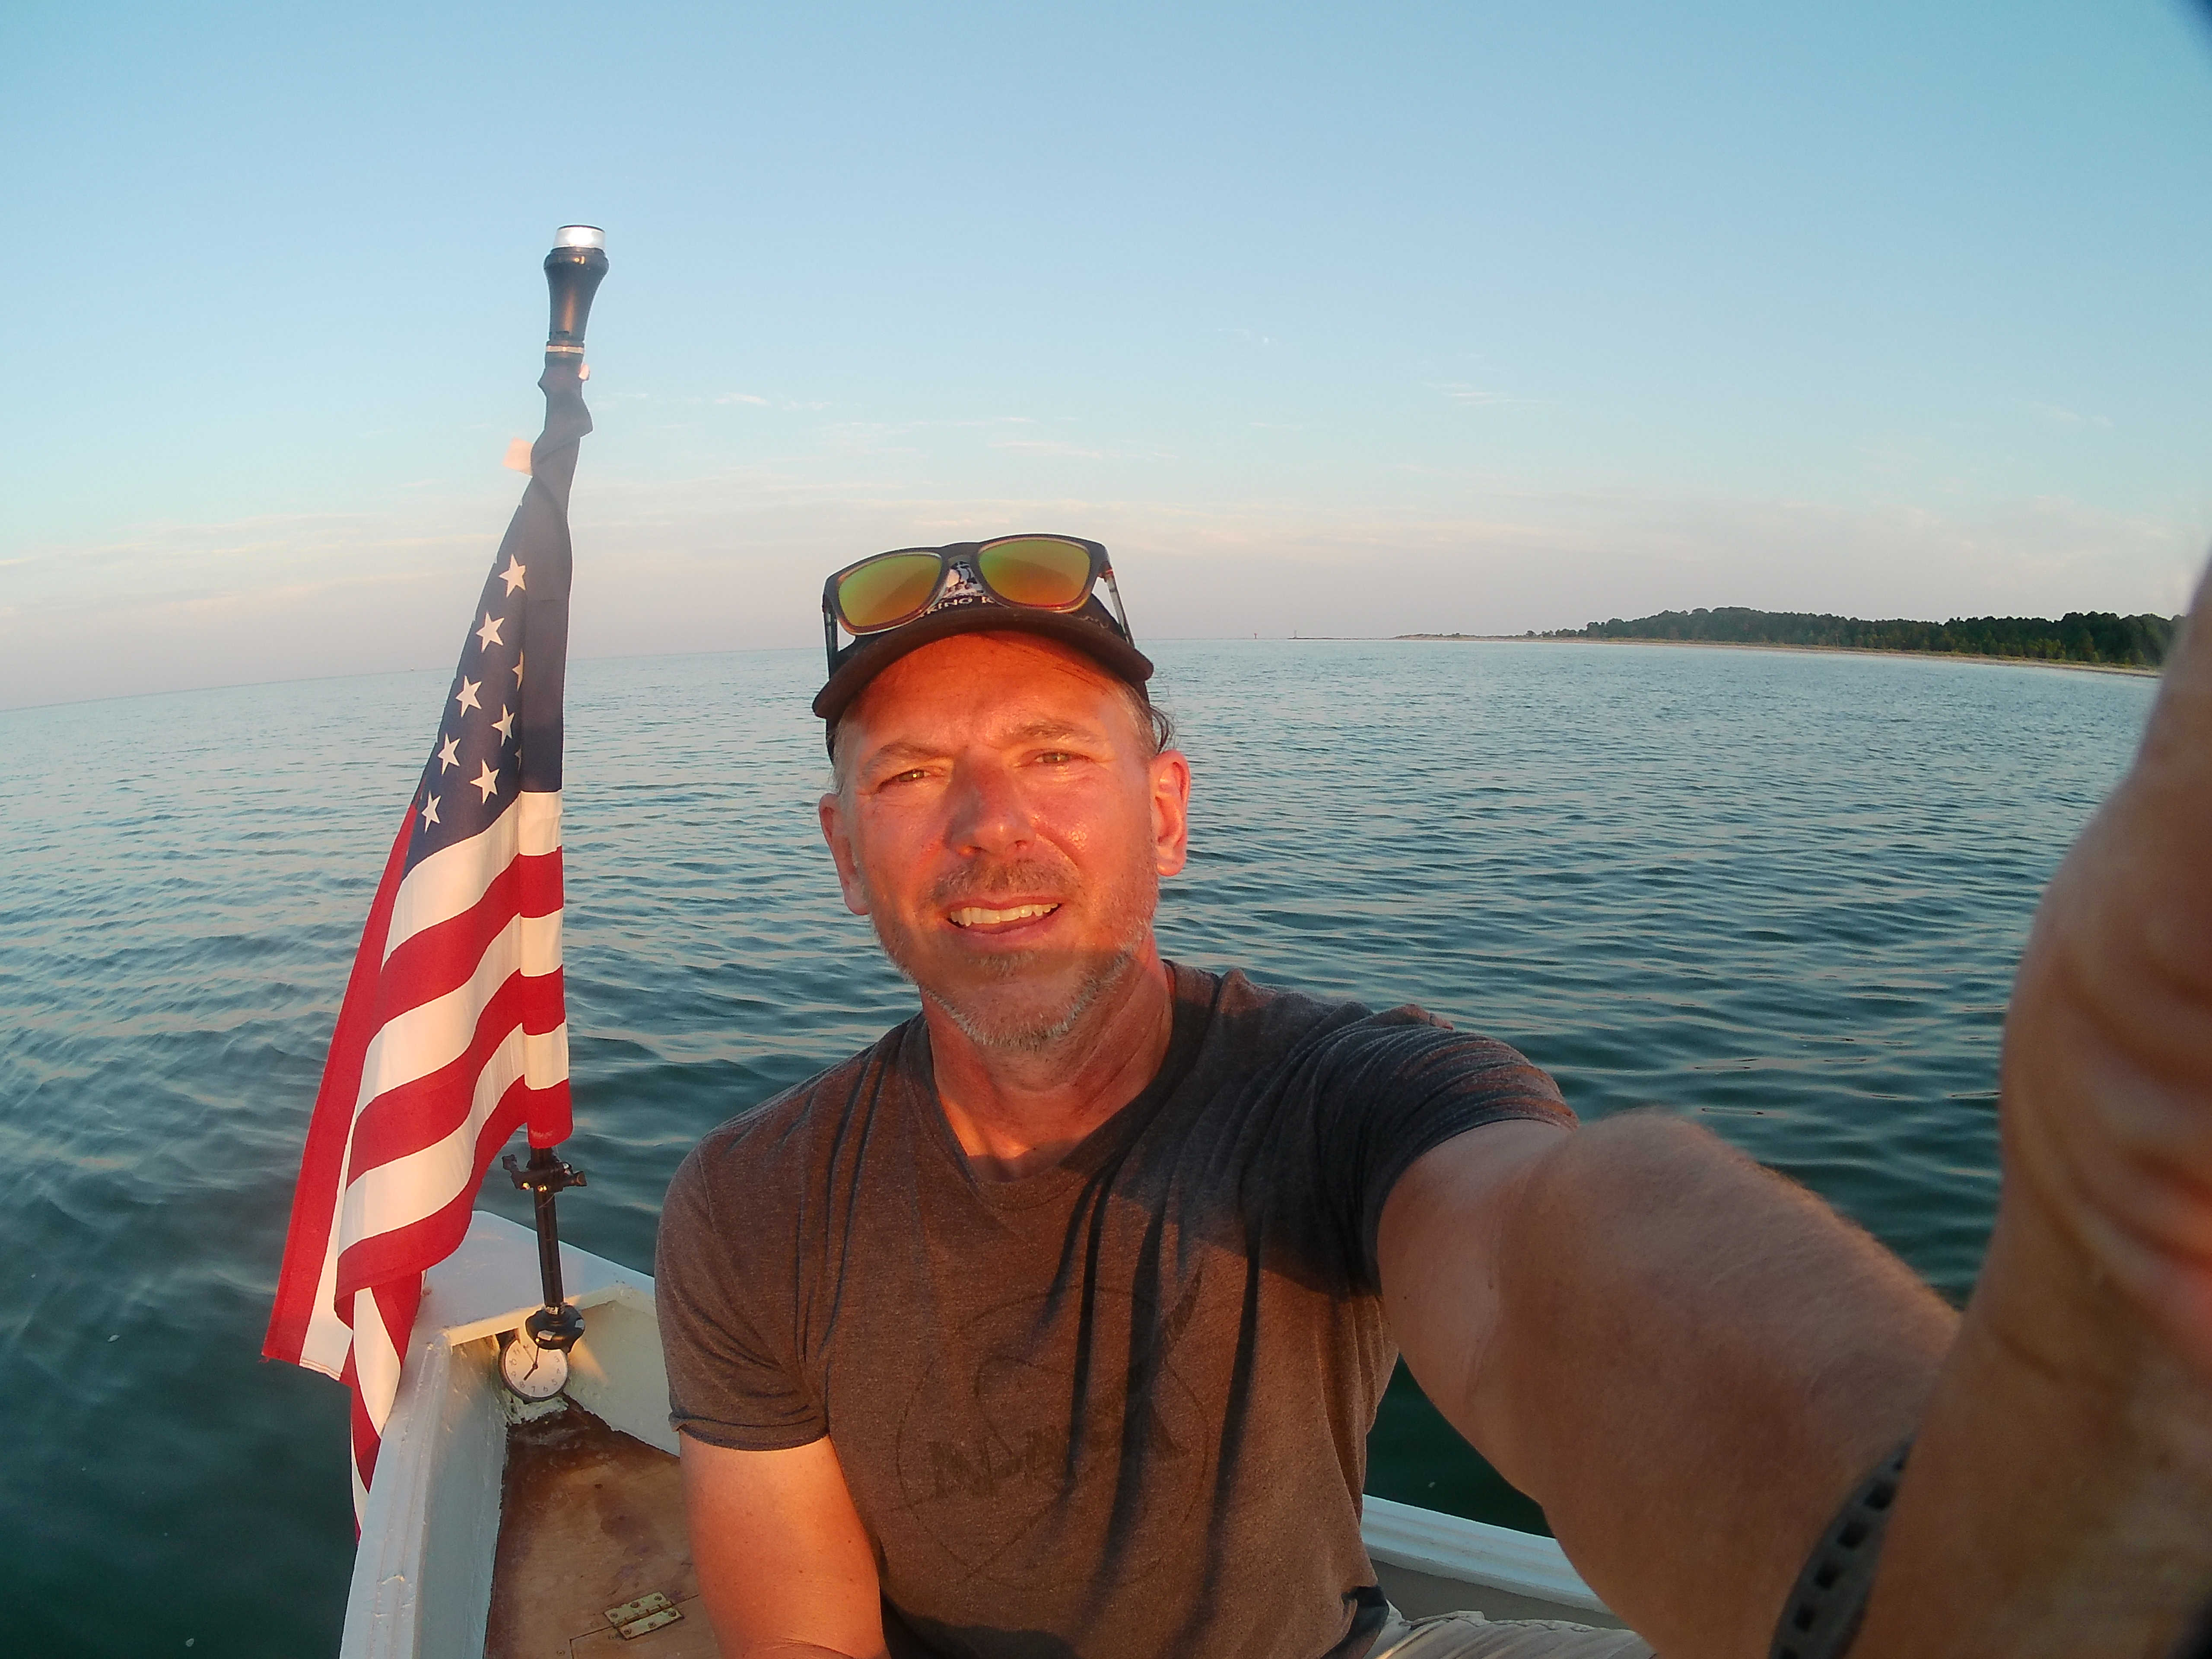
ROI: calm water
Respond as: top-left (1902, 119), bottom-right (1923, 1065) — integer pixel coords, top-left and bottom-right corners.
top-left (0, 640), bottom-right (2158, 1656)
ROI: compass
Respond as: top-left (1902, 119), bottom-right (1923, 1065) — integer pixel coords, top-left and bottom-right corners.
top-left (498, 1322), bottom-right (571, 1402)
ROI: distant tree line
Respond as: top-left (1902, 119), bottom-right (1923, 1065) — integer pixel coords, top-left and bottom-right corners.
top-left (1539, 606), bottom-right (2182, 668)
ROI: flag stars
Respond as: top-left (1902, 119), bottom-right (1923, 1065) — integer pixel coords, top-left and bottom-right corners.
top-left (437, 735), bottom-right (460, 772)
top-left (498, 557), bottom-right (526, 595)
top-left (512, 652), bottom-right (525, 687)
top-left (420, 793), bottom-right (441, 829)
top-left (494, 706), bottom-right (516, 742)
top-left (454, 677), bottom-right (482, 715)
top-left (472, 760), bottom-right (502, 802)
top-left (476, 612), bottom-right (506, 651)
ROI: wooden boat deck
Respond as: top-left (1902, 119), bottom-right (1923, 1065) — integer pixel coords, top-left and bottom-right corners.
top-left (480, 1402), bottom-right (1625, 1656)
top-left (485, 1405), bottom-right (714, 1658)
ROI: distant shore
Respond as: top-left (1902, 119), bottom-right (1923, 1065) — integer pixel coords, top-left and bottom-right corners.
top-left (1393, 634), bottom-right (2161, 679)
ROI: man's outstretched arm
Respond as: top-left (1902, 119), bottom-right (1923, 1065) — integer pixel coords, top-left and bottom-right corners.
top-left (1385, 560), bottom-right (2212, 1656)
top-left (1379, 1111), bottom-right (1956, 1656)
top-left (679, 1433), bottom-right (888, 1659)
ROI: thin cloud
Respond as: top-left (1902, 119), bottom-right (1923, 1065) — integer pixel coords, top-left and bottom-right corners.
top-left (715, 392), bottom-right (832, 411)
top-left (1430, 381), bottom-right (1547, 407)
top-left (2026, 400), bottom-right (2113, 429)
top-left (990, 438), bottom-right (1107, 459)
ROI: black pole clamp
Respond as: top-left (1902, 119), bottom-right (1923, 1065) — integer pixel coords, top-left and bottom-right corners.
top-left (504, 1144), bottom-right (587, 1198)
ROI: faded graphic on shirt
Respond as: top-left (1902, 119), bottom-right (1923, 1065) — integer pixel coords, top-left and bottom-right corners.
top-left (893, 1276), bottom-right (1212, 1585)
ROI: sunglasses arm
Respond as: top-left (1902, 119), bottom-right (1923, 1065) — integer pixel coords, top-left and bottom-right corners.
top-left (1101, 566), bottom-right (1133, 636)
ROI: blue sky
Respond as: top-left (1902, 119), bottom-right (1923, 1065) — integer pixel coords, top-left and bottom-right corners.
top-left (5, 2), bottom-right (2211, 707)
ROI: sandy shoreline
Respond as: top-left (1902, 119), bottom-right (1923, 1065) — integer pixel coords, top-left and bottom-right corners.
top-left (1393, 634), bottom-right (2162, 679)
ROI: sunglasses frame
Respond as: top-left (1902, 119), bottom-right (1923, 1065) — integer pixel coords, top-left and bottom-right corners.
top-left (820, 534), bottom-right (1131, 671)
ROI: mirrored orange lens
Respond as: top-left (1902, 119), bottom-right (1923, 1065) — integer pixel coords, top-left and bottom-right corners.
top-left (977, 537), bottom-right (1093, 608)
top-left (837, 553), bottom-right (944, 630)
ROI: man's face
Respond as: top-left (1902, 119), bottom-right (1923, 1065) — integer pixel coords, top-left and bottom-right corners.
top-left (818, 632), bottom-right (1190, 1050)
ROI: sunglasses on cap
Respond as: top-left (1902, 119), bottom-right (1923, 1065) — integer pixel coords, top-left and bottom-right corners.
top-left (820, 534), bottom-right (1134, 667)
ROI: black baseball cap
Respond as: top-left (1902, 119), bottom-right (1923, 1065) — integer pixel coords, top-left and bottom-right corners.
top-left (813, 537), bottom-right (1154, 743)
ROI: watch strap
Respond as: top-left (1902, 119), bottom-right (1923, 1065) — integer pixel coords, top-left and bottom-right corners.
top-left (1769, 1438), bottom-right (1913, 1659)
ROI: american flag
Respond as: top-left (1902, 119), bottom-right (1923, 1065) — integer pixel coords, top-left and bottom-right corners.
top-left (263, 351), bottom-right (591, 1522)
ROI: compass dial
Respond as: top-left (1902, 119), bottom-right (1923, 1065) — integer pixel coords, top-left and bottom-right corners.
top-left (498, 1326), bottom-right (570, 1402)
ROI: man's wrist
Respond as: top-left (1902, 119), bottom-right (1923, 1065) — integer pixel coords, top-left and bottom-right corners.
top-left (1849, 1197), bottom-right (2212, 1656)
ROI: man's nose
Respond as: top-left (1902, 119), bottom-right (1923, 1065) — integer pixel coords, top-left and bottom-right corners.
top-left (944, 757), bottom-right (1032, 855)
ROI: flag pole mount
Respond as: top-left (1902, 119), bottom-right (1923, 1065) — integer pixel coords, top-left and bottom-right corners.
top-left (499, 1143), bottom-right (589, 1398)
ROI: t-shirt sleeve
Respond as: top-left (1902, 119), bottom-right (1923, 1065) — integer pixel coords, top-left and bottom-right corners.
top-left (654, 1137), bottom-right (828, 1451)
top-left (1301, 1010), bottom-right (1574, 1294)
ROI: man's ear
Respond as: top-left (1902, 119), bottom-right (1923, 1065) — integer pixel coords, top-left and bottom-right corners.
top-left (1150, 749), bottom-right (1192, 878)
top-left (818, 791), bottom-right (872, 916)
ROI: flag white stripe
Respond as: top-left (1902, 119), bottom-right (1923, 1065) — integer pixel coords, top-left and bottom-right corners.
top-left (354, 1285), bottom-right (404, 1432)
top-left (383, 790), bottom-right (562, 963)
top-left (353, 910), bottom-right (564, 1118)
top-left (350, 1283), bottom-right (407, 1525)
top-left (338, 1023), bottom-right (569, 1247)
top-left (299, 1259), bottom-right (354, 1380)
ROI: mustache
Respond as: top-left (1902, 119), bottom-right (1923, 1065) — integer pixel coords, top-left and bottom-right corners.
top-left (927, 857), bottom-right (1080, 908)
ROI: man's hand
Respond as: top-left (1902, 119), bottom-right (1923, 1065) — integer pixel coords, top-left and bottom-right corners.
top-left (679, 1433), bottom-right (888, 1659)
top-left (1857, 569), bottom-right (2212, 1656)
top-left (2009, 569), bottom-right (2212, 1383)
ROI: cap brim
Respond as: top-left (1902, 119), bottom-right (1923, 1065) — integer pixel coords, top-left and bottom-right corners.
top-left (813, 604), bottom-right (1155, 730)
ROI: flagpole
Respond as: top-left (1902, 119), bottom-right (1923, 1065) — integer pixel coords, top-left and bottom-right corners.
top-left (499, 223), bottom-right (609, 1368)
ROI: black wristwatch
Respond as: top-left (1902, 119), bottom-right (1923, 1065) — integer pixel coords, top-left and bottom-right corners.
top-left (1768, 1439), bottom-right (1912, 1659)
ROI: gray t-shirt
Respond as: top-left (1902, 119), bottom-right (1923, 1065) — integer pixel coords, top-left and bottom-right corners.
top-left (655, 963), bottom-right (1572, 1659)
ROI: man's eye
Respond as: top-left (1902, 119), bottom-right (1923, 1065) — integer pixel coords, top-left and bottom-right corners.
top-left (1035, 750), bottom-right (1076, 765)
top-left (869, 766), bottom-right (931, 789)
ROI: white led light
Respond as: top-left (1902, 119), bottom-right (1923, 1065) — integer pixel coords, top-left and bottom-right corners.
top-left (554, 225), bottom-right (605, 250)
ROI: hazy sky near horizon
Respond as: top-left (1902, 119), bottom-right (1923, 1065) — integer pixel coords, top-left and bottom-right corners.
top-left (6, 2), bottom-right (2212, 710)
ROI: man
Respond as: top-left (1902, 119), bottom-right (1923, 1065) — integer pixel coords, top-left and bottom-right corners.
top-left (657, 534), bottom-right (2212, 1658)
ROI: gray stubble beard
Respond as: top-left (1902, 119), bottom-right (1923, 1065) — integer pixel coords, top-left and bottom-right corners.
top-left (867, 863), bottom-right (1160, 1055)
top-left (919, 939), bottom-right (1145, 1053)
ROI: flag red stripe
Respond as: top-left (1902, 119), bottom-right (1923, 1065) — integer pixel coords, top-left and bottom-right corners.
top-left (343, 1347), bottom-right (371, 1474)
top-left (343, 1276), bottom-right (422, 1527)
top-left (343, 968), bottom-right (567, 1175)
top-left (263, 799), bottom-right (418, 1366)
top-left (373, 852), bottom-right (562, 1027)
top-left (343, 1346), bottom-right (379, 1520)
